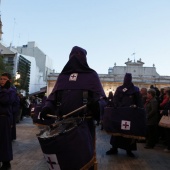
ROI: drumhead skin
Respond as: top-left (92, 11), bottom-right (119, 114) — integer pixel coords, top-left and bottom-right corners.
top-left (37, 118), bottom-right (82, 138)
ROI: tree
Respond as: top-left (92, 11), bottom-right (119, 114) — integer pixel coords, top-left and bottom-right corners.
top-left (0, 55), bottom-right (5, 75)
top-left (0, 55), bottom-right (13, 76)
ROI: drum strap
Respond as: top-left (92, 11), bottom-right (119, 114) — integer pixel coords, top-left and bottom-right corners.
top-left (83, 90), bottom-right (88, 104)
top-left (56, 90), bottom-right (63, 107)
top-left (56, 90), bottom-right (89, 106)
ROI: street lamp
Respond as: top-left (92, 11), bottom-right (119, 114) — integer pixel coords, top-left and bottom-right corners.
top-left (16, 72), bottom-right (20, 80)
top-left (14, 72), bottom-right (21, 92)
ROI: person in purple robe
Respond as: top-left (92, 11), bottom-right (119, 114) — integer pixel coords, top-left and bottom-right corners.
top-left (40, 46), bottom-right (107, 169)
top-left (106, 73), bottom-right (142, 157)
top-left (0, 73), bottom-right (17, 170)
top-left (9, 78), bottom-right (20, 141)
top-left (40, 46), bottom-right (106, 134)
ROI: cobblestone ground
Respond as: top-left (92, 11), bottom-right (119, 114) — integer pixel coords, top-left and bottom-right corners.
top-left (11, 117), bottom-right (170, 170)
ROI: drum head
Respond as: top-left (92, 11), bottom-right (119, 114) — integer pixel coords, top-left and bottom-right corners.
top-left (37, 117), bottom-right (82, 138)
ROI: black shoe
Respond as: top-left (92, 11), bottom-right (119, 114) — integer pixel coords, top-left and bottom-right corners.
top-left (0, 165), bottom-right (11, 170)
top-left (144, 145), bottom-right (154, 149)
top-left (126, 151), bottom-right (135, 157)
top-left (137, 139), bottom-right (146, 143)
top-left (0, 162), bottom-right (11, 170)
top-left (106, 148), bottom-right (118, 155)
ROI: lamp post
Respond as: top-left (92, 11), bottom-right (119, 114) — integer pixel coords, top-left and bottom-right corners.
top-left (16, 72), bottom-right (20, 80)
top-left (14, 72), bottom-right (20, 92)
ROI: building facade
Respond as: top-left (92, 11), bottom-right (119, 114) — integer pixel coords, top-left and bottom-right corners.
top-left (46, 58), bottom-right (170, 97)
top-left (0, 42), bottom-right (50, 95)
top-left (0, 14), bottom-right (54, 95)
top-left (0, 42), bottom-right (31, 95)
top-left (15, 41), bottom-right (53, 82)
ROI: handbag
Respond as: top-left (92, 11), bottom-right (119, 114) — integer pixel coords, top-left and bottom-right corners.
top-left (159, 114), bottom-right (170, 128)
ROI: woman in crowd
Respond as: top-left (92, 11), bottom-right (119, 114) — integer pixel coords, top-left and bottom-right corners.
top-left (160, 89), bottom-right (170, 152)
top-left (144, 89), bottom-right (159, 149)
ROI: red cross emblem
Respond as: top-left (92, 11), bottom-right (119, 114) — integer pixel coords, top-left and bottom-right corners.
top-left (44, 154), bottom-right (60, 170)
top-left (121, 120), bottom-right (131, 130)
top-left (69, 73), bottom-right (78, 81)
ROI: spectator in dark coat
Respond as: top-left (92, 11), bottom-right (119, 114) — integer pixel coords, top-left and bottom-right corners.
top-left (0, 73), bottom-right (16, 169)
top-left (16, 93), bottom-right (24, 123)
top-left (140, 87), bottom-right (147, 107)
top-left (160, 89), bottom-right (170, 152)
top-left (144, 89), bottom-right (159, 149)
top-left (159, 87), bottom-right (170, 110)
top-left (10, 86), bottom-right (20, 141)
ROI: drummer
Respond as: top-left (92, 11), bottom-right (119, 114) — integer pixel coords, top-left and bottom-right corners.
top-left (40, 46), bottom-right (107, 148)
top-left (106, 73), bottom-right (143, 157)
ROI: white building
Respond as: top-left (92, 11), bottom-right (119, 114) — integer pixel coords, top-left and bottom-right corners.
top-left (15, 41), bottom-right (53, 82)
top-left (0, 15), bottom-right (53, 95)
top-left (20, 54), bottom-right (46, 94)
top-left (0, 42), bottom-right (53, 95)
top-left (0, 42), bottom-right (31, 95)
top-left (46, 58), bottom-right (170, 97)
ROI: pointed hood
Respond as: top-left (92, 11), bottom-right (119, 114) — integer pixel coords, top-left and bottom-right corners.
top-left (61, 46), bottom-right (94, 73)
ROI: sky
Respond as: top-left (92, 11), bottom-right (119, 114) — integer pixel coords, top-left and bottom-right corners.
top-left (1, 0), bottom-right (170, 75)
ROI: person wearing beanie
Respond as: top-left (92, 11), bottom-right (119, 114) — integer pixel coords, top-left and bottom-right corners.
top-left (106, 73), bottom-right (142, 157)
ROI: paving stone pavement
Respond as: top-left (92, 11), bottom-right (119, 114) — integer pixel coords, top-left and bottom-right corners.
top-left (11, 117), bottom-right (170, 170)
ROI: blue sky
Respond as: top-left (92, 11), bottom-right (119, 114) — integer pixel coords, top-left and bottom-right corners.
top-left (1, 0), bottom-right (170, 75)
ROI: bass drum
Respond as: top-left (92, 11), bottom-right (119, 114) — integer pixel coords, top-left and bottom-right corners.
top-left (103, 107), bottom-right (146, 140)
top-left (37, 117), bottom-right (94, 170)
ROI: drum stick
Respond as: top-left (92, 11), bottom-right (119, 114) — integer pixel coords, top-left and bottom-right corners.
top-left (46, 114), bottom-right (58, 118)
top-left (47, 105), bottom-right (87, 129)
top-left (46, 105), bottom-right (87, 119)
top-left (62, 105), bottom-right (87, 119)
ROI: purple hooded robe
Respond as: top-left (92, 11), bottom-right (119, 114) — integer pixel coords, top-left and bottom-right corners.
top-left (0, 86), bottom-right (16, 161)
top-left (110, 73), bottom-right (142, 151)
top-left (44, 46), bottom-right (106, 117)
top-left (38, 46), bottom-right (107, 169)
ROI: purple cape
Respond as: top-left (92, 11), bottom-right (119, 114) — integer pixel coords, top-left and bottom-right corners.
top-left (51, 71), bottom-right (106, 100)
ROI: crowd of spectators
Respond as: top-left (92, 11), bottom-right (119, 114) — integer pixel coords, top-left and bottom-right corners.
top-left (103, 84), bottom-right (170, 154)
top-left (17, 85), bottom-right (170, 154)
top-left (16, 85), bottom-right (170, 155)
top-left (16, 94), bottom-right (46, 124)
top-left (140, 85), bottom-right (170, 152)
